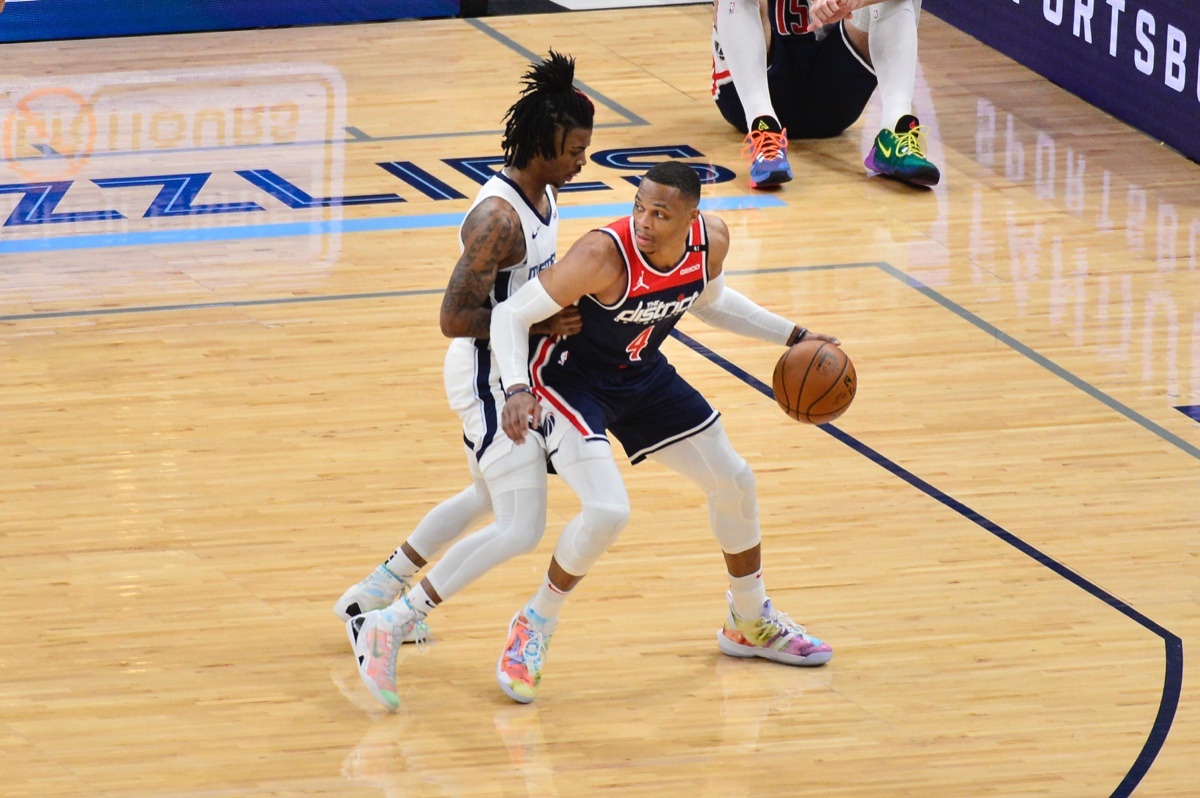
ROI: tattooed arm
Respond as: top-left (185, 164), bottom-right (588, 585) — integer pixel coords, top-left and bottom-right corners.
top-left (440, 198), bottom-right (525, 339)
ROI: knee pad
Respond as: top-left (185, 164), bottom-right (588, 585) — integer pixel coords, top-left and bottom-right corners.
top-left (709, 459), bottom-right (758, 520)
top-left (553, 498), bottom-right (630, 576)
top-left (579, 500), bottom-right (630, 551)
top-left (708, 460), bottom-right (761, 554)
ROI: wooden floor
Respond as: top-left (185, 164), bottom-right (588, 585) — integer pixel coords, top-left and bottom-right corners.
top-left (2, 7), bottom-right (1198, 797)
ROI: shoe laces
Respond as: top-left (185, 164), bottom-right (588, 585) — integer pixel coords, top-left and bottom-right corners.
top-left (894, 125), bottom-right (930, 159)
top-left (741, 128), bottom-right (788, 163)
top-left (511, 622), bottom-right (549, 671)
top-left (761, 607), bottom-right (809, 640)
top-left (409, 618), bottom-right (431, 653)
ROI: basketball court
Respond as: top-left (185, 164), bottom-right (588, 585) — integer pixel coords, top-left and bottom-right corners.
top-left (1, 7), bottom-right (1197, 797)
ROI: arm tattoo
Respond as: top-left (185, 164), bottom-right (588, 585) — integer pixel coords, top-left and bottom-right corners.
top-left (441, 202), bottom-right (525, 338)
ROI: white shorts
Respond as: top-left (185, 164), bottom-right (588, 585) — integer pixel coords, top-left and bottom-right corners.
top-left (444, 337), bottom-right (547, 489)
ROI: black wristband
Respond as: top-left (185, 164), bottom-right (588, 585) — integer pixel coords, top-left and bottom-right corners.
top-left (787, 327), bottom-right (808, 346)
top-left (505, 386), bottom-right (534, 400)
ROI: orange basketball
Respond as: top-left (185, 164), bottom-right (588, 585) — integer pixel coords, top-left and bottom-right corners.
top-left (771, 340), bottom-right (856, 424)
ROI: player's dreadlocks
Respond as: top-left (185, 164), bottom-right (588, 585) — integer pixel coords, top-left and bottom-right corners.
top-left (502, 51), bottom-right (595, 169)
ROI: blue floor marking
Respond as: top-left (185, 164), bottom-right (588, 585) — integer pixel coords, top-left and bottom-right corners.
top-left (669, 328), bottom-right (1181, 798)
top-left (0, 195), bottom-right (785, 254)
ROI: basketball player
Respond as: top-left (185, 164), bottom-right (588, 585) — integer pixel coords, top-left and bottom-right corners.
top-left (337, 52), bottom-right (594, 712)
top-left (489, 161), bottom-right (841, 703)
top-left (712, 0), bottom-right (940, 188)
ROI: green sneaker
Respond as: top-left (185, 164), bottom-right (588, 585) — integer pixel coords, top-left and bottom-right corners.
top-left (865, 114), bottom-right (940, 187)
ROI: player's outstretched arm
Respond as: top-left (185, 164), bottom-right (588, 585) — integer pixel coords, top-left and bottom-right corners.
top-left (689, 214), bottom-right (840, 346)
top-left (492, 231), bottom-right (623, 443)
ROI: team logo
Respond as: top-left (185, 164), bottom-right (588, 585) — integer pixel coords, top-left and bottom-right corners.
top-left (614, 290), bottom-right (701, 324)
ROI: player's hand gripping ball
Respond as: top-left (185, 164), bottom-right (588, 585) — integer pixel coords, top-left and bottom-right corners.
top-left (772, 339), bottom-right (856, 424)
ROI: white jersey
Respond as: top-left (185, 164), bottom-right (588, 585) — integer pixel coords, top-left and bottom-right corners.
top-left (459, 171), bottom-right (559, 317)
top-left (445, 171), bottom-right (559, 471)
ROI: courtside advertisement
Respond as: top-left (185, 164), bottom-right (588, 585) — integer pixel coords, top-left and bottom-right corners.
top-left (926, 0), bottom-right (1200, 162)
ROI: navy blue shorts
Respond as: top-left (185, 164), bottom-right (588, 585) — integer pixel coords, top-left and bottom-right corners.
top-left (532, 342), bottom-right (720, 465)
top-left (716, 21), bottom-right (878, 139)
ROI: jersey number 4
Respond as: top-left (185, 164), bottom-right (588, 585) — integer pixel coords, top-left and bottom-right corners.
top-left (774, 0), bottom-right (810, 36)
top-left (625, 327), bottom-right (654, 362)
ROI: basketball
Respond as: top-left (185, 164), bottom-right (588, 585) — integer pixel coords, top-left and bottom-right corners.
top-left (772, 340), bottom-right (856, 424)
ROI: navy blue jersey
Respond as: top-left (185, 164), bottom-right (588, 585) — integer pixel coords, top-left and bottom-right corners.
top-left (560, 214), bottom-right (710, 369)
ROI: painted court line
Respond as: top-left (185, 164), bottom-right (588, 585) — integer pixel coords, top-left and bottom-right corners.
top-left (0, 195), bottom-right (786, 254)
top-left (670, 328), bottom-right (1181, 798)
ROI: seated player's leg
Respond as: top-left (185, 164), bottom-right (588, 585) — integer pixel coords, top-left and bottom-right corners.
top-left (852, 0), bottom-right (941, 186)
top-left (713, 0), bottom-right (792, 187)
top-left (499, 427), bottom-right (630, 704)
top-left (648, 420), bottom-right (833, 666)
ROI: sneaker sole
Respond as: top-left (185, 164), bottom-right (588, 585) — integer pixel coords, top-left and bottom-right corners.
top-left (717, 630), bottom-right (833, 666)
top-left (864, 151), bottom-right (940, 187)
top-left (749, 171), bottom-right (793, 189)
top-left (496, 659), bottom-right (537, 704)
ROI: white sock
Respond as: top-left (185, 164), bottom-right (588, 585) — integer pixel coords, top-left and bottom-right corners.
top-left (381, 595), bottom-right (419, 626)
top-left (403, 584), bottom-right (436, 618)
top-left (729, 568), bottom-right (768, 619)
top-left (867, 0), bottom-right (920, 129)
top-left (715, 0), bottom-right (778, 128)
top-left (525, 575), bottom-right (570, 632)
top-left (382, 549), bottom-right (421, 580)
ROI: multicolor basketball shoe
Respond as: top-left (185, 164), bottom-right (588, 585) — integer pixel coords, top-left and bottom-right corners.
top-left (717, 591), bottom-right (833, 666)
top-left (335, 565), bottom-right (429, 646)
top-left (865, 114), bottom-right (941, 187)
top-left (349, 602), bottom-right (428, 711)
top-left (497, 609), bottom-right (553, 704)
top-left (741, 118), bottom-right (793, 189)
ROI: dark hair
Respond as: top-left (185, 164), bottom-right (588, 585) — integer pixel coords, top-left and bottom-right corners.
top-left (502, 51), bottom-right (595, 169)
top-left (642, 161), bottom-right (701, 204)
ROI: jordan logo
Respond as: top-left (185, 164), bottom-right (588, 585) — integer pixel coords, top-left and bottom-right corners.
top-left (634, 273), bottom-right (650, 292)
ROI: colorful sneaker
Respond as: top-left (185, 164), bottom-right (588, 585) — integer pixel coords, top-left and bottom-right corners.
top-left (741, 120), bottom-right (793, 189)
top-left (336, 566), bottom-right (430, 648)
top-left (717, 592), bottom-right (833, 666)
top-left (865, 114), bottom-right (941, 187)
top-left (497, 609), bottom-right (553, 704)
top-left (349, 604), bottom-right (427, 712)
top-left (334, 564), bottom-right (408, 621)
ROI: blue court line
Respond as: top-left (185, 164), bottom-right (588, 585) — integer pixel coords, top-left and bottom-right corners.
top-left (669, 328), bottom-right (1182, 798)
top-left (1174, 405), bottom-right (1200, 423)
top-left (0, 195), bottom-right (785, 254)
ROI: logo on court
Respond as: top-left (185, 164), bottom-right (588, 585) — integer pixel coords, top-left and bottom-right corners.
top-left (2, 87), bottom-right (96, 181)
